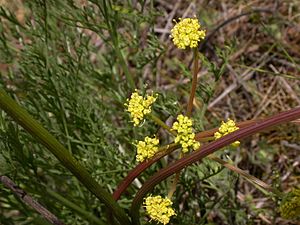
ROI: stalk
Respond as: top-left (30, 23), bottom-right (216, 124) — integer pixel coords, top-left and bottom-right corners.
top-left (113, 143), bottom-right (178, 201)
top-left (186, 48), bottom-right (199, 117)
top-left (130, 106), bottom-right (300, 225)
top-left (148, 113), bottom-right (176, 135)
top-left (113, 118), bottom-right (293, 203)
top-left (0, 89), bottom-right (131, 225)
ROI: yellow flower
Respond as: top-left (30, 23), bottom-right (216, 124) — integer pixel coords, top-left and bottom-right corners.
top-left (172, 114), bottom-right (200, 153)
top-left (279, 188), bottom-right (300, 219)
top-left (170, 17), bottom-right (206, 49)
top-left (136, 136), bottom-right (159, 162)
top-left (125, 89), bottom-right (158, 126)
top-left (214, 119), bottom-right (240, 147)
top-left (144, 195), bottom-right (176, 225)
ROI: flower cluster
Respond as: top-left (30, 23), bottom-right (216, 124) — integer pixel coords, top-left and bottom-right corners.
top-left (144, 195), bottom-right (176, 225)
top-left (172, 114), bottom-right (200, 153)
top-left (136, 136), bottom-right (159, 162)
top-left (214, 119), bottom-right (240, 147)
top-left (279, 188), bottom-right (300, 219)
top-left (125, 89), bottom-right (158, 126)
top-left (170, 17), bottom-right (206, 49)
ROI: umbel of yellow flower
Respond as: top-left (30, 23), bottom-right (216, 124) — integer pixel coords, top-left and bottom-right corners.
top-left (172, 114), bottom-right (200, 153)
top-left (125, 89), bottom-right (158, 126)
top-left (144, 195), bottom-right (176, 225)
top-left (170, 17), bottom-right (206, 49)
top-left (214, 119), bottom-right (240, 147)
top-left (136, 136), bottom-right (159, 162)
top-left (279, 188), bottom-right (300, 219)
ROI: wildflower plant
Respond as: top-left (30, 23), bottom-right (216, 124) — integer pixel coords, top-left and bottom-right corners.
top-left (0, 3), bottom-right (299, 225)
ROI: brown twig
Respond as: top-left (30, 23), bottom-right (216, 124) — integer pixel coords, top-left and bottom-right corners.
top-left (0, 175), bottom-right (65, 225)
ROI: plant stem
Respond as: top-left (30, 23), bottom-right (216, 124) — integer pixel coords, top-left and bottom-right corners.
top-left (113, 143), bottom-right (178, 201)
top-left (172, 48), bottom-right (201, 198)
top-left (148, 113), bottom-right (176, 136)
top-left (0, 89), bottom-right (131, 225)
top-left (114, 44), bottom-right (135, 90)
top-left (130, 106), bottom-right (300, 225)
top-left (186, 48), bottom-right (199, 117)
top-left (93, 0), bottom-right (135, 90)
top-left (149, 113), bottom-right (181, 199)
top-left (114, 117), bottom-right (297, 204)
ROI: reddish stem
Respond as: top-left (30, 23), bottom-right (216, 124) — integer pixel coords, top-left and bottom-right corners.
top-left (112, 117), bottom-right (289, 201)
top-left (112, 144), bottom-right (177, 200)
top-left (130, 107), bottom-right (300, 225)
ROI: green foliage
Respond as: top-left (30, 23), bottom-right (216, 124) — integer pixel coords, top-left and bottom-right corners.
top-left (0, 1), bottom-right (148, 223)
top-left (0, 1), bottom-right (299, 225)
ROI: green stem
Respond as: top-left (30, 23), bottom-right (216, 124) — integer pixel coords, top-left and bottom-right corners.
top-left (186, 48), bottom-right (199, 117)
top-left (93, 0), bottom-right (135, 90)
top-left (0, 89), bottom-right (131, 225)
top-left (114, 44), bottom-right (135, 90)
top-left (148, 113), bottom-right (176, 136)
top-left (46, 189), bottom-right (105, 225)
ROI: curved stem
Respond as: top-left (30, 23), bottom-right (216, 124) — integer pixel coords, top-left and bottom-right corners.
top-left (130, 107), bottom-right (300, 225)
top-left (0, 89), bottom-right (131, 225)
top-left (113, 118), bottom-right (296, 202)
top-left (112, 143), bottom-right (178, 200)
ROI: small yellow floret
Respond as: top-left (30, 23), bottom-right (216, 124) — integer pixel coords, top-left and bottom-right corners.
top-left (172, 114), bottom-right (200, 153)
top-left (125, 89), bottom-right (158, 126)
top-left (170, 17), bottom-right (206, 49)
top-left (214, 119), bottom-right (240, 147)
top-left (279, 188), bottom-right (300, 219)
top-left (136, 136), bottom-right (159, 162)
top-left (144, 195), bottom-right (176, 225)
